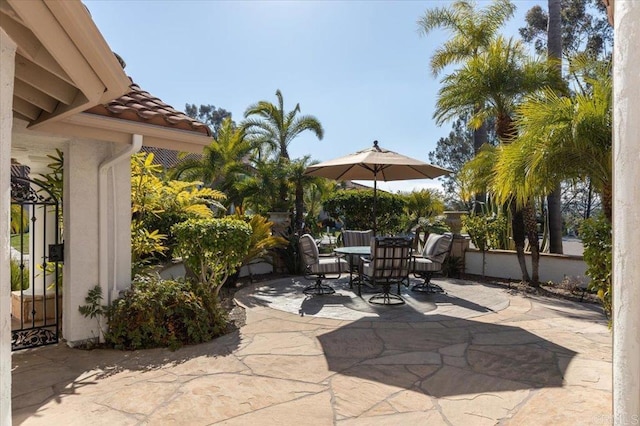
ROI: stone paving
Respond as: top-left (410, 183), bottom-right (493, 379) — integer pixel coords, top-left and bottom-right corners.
top-left (11, 276), bottom-right (612, 425)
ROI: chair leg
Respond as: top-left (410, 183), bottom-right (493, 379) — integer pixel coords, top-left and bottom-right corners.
top-left (369, 281), bottom-right (405, 305)
top-left (411, 272), bottom-right (445, 294)
top-left (303, 276), bottom-right (336, 296)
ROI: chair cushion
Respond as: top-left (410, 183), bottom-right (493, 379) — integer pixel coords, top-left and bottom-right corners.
top-left (299, 234), bottom-right (319, 265)
top-left (412, 257), bottom-right (441, 273)
top-left (423, 233), bottom-right (452, 263)
top-left (310, 256), bottom-right (349, 274)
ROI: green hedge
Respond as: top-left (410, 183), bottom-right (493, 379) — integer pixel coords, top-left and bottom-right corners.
top-left (323, 189), bottom-right (406, 235)
top-left (580, 217), bottom-right (612, 319)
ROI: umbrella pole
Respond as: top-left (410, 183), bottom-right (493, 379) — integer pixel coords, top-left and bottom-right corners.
top-left (373, 173), bottom-right (377, 236)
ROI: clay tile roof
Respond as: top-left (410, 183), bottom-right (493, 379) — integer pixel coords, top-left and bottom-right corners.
top-left (85, 79), bottom-right (213, 137)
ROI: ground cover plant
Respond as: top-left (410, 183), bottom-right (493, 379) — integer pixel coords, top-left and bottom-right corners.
top-left (107, 275), bottom-right (227, 350)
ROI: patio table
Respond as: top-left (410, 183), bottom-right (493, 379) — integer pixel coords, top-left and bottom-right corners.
top-left (333, 246), bottom-right (370, 288)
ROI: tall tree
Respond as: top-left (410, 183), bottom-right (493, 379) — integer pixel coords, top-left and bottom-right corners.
top-left (289, 156), bottom-right (320, 233)
top-left (437, 36), bottom-right (566, 285)
top-left (184, 104), bottom-right (233, 139)
top-left (243, 90), bottom-right (324, 161)
top-left (546, 0), bottom-right (565, 254)
top-left (172, 118), bottom-right (255, 209)
top-left (519, 0), bottom-right (613, 59)
top-left (494, 58), bottom-right (612, 221)
top-left (243, 90), bottom-right (324, 209)
top-left (418, 0), bottom-right (516, 210)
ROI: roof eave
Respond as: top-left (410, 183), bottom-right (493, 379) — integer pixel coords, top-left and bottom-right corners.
top-left (52, 113), bottom-right (212, 153)
top-left (6, 0), bottom-right (129, 129)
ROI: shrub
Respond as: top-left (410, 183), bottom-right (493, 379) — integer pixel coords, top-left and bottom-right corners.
top-left (107, 275), bottom-right (226, 350)
top-left (463, 213), bottom-right (508, 251)
top-left (580, 217), bottom-right (612, 319)
top-left (172, 218), bottom-right (251, 299)
top-left (323, 189), bottom-right (407, 235)
top-left (130, 152), bottom-right (227, 273)
top-left (223, 213), bottom-right (288, 287)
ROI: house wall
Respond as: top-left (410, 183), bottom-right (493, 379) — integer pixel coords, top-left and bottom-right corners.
top-left (63, 139), bottom-right (132, 344)
top-left (112, 157), bottom-right (132, 299)
top-left (0, 27), bottom-right (17, 426)
top-left (613, 1), bottom-right (640, 421)
top-left (464, 249), bottom-right (588, 285)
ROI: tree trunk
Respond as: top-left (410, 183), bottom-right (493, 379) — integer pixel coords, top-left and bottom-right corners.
top-left (511, 204), bottom-right (531, 283)
top-left (294, 182), bottom-right (304, 233)
top-left (523, 203), bottom-right (540, 286)
top-left (585, 179), bottom-right (593, 219)
top-left (473, 117), bottom-right (489, 213)
top-left (602, 183), bottom-right (612, 222)
top-left (547, 188), bottom-right (564, 253)
top-left (546, 0), bottom-right (564, 254)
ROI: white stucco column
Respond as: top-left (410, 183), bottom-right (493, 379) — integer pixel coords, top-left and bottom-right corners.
top-left (613, 1), bottom-right (640, 424)
top-left (63, 139), bottom-right (134, 345)
top-left (0, 27), bottom-right (17, 426)
top-left (63, 139), bottom-right (110, 344)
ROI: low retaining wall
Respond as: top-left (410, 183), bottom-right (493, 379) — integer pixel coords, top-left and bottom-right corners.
top-left (159, 259), bottom-right (273, 281)
top-left (464, 249), bottom-right (589, 285)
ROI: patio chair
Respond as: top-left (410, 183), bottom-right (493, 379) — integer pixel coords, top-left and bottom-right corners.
top-left (340, 229), bottom-right (373, 286)
top-left (341, 229), bottom-right (373, 247)
top-left (299, 234), bottom-right (349, 295)
top-left (411, 233), bottom-right (453, 293)
top-left (358, 235), bottom-right (413, 305)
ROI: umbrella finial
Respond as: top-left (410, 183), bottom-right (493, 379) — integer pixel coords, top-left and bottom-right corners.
top-left (373, 140), bottom-right (380, 150)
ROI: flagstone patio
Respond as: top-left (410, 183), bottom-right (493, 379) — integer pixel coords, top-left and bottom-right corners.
top-left (12, 276), bottom-right (612, 425)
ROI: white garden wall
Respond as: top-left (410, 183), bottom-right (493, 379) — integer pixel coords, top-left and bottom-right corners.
top-left (464, 249), bottom-right (588, 285)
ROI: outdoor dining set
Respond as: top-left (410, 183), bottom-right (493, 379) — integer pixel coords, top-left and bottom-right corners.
top-left (298, 230), bottom-right (453, 305)
top-left (298, 140), bottom-right (454, 305)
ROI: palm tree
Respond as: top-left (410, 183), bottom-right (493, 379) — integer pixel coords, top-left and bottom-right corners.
top-left (495, 58), bottom-right (612, 221)
top-left (418, 0), bottom-right (516, 77)
top-left (303, 178), bottom-right (337, 234)
top-left (546, 0), bottom-right (564, 254)
top-left (404, 189), bottom-right (445, 223)
top-left (235, 158), bottom-right (289, 216)
top-left (437, 36), bottom-right (565, 285)
top-left (243, 89), bottom-right (324, 161)
top-left (418, 0), bottom-right (516, 211)
top-left (289, 156), bottom-right (323, 233)
top-left (172, 118), bottom-right (255, 209)
top-left (243, 90), bottom-right (323, 209)
top-left (435, 37), bottom-right (564, 137)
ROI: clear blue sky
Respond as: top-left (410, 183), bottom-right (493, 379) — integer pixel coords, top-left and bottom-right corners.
top-left (84, 0), bottom-right (542, 193)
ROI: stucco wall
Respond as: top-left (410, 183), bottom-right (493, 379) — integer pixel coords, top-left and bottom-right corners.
top-left (464, 249), bottom-right (588, 285)
top-left (613, 1), bottom-right (640, 421)
top-left (63, 140), bottom-right (106, 342)
top-left (0, 27), bottom-right (16, 426)
top-left (63, 140), bottom-right (136, 344)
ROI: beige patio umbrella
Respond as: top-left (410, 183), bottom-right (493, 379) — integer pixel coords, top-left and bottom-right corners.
top-left (304, 141), bottom-right (452, 235)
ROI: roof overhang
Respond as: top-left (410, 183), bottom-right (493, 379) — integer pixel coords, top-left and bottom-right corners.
top-left (1, 0), bottom-right (130, 129)
top-left (46, 113), bottom-right (211, 153)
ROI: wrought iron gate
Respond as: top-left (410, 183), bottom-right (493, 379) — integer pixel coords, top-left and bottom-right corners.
top-left (10, 176), bottom-right (63, 351)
